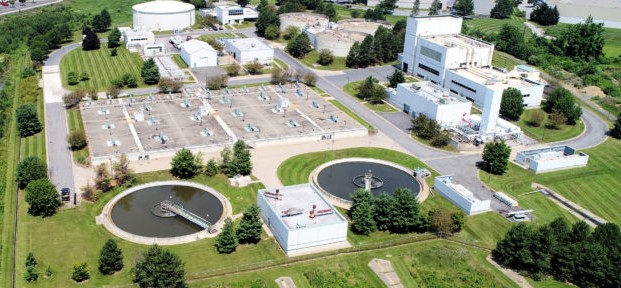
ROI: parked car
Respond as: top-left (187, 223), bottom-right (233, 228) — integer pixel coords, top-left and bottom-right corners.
top-left (61, 188), bottom-right (70, 202)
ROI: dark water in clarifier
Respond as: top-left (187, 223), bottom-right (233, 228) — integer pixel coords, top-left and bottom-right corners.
top-left (110, 185), bottom-right (223, 238)
top-left (316, 162), bottom-right (421, 201)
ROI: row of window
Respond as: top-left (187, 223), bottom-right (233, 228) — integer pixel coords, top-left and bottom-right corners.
top-left (450, 80), bottom-right (476, 94)
top-left (418, 63), bottom-right (439, 76)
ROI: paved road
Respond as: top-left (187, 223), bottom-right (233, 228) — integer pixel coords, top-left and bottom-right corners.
top-left (44, 102), bottom-right (75, 196)
top-left (555, 108), bottom-right (609, 149)
top-left (0, 0), bottom-right (63, 16)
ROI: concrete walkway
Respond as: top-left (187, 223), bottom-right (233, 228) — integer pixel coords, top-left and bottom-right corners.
top-left (275, 277), bottom-right (296, 288)
top-left (486, 255), bottom-right (533, 288)
top-left (368, 258), bottom-right (404, 288)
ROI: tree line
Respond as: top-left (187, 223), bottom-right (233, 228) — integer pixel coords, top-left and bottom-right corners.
top-left (346, 23), bottom-right (405, 68)
top-left (494, 219), bottom-right (621, 286)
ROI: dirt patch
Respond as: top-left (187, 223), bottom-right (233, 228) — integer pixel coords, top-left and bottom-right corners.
top-left (581, 86), bottom-right (606, 97)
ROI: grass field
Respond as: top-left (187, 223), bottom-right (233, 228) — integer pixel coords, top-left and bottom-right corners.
top-left (60, 46), bottom-right (145, 91)
top-left (544, 24), bottom-right (621, 58)
top-left (328, 99), bottom-right (376, 132)
top-left (299, 50), bottom-right (348, 71)
top-left (191, 240), bottom-right (519, 288)
top-left (464, 15), bottom-right (526, 35)
top-left (64, 0), bottom-right (147, 26)
top-left (492, 51), bottom-right (525, 70)
top-left (342, 81), bottom-right (398, 112)
top-left (172, 54), bottom-right (189, 69)
top-left (66, 109), bottom-right (90, 165)
top-left (481, 139), bottom-right (621, 224)
top-left (515, 108), bottom-right (585, 143)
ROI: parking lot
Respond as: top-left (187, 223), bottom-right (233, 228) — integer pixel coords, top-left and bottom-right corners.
top-left (80, 84), bottom-right (366, 162)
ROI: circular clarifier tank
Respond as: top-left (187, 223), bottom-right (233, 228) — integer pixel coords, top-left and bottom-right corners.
top-left (311, 158), bottom-right (421, 206)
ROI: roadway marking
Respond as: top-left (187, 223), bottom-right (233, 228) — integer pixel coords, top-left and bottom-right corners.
top-left (121, 105), bottom-right (145, 153)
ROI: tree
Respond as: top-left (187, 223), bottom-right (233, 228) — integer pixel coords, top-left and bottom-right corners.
top-left (283, 26), bottom-right (300, 41)
top-left (29, 36), bottom-right (49, 64)
top-left (24, 252), bottom-right (38, 282)
top-left (315, 2), bottom-right (337, 21)
top-left (544, 88), bottom-right (582, 124)
top-left (113, 154), bottom-right (135, 186)
top-left (451, 211), bottom-right (466, 232)
top-left (256, 4), bottom-right (279, 37)
top-left (170, 148), bottom-right (202, 179)
top-left (493, 223), bottom-right (536, 271)
top-left (610, 114), bottom-right (621, 139)
top-left (346, 42), bottom-right (362, 68)
top-left (547, 112), bottom-right (567, 129)
top-left (133, 245), bottom-right (185, 288)
top-left (219, 146), bottom-right (233, 175)
top-left (430, 130), bottom-right (450, 147)
top-left (303, 72), bottom-right (317, 86)
top-left (237, 205), bottom-right (263, 244)
top-left (429, 0), bottom-right (442, 15)
top-left (364, 8), bottom-right (386, 21)
top-left (495, 24), bottom-right (531, 59)
top-left (378, 0), bottom-right (397, 10)
top-left (453, 0), bottom-right (475, 15)
top-left (206, 75), bottom-right (228, 90)
top-left (429, 207), bottom-right (453, 237)
top-left (141, 58), bottom-right (160, 85)
top-left (389, 188), bottom-right (420, 233)
top-left (356, 76), bottom-right (378, 100)
top-left (158, 77), bottom-right (183, 93)
top-left (490, 0), bottom-right (514, 19)
top-left (216, 218), bottom-right (238, 254)
top-left (412, 0), bottom-right (420, 16)
top-left (499, 88), bottom-right (524, 121)
top-left (225, 63), bottom-right (241, 77)
top-left (373, 26), bottom-right (398, 63)
top-left (530, 3), bottom-right (559, 25)
top-left (94, 163), bottom-right (113, 192)
top-left (67, 130), bottom-right (88, 150)
top-left (411, 113), bottom-right (441, 140)
top-left (100, 9), bottom-right (112, 30)
top-left (245, 61), bottom-right (264, 75)
top-left (388, 69), bottom-right (405, 88)
top-left (349, 189), bottom-right (376, 235)
top-left (286, 33), bottom-right (312, 58)
top-left (98, 239), bottom-right (124, 275)
top-left (205, 159), bottom-right (218, 176)
top-left (554, 16), bottom-right (604, 60)
top-left (358, 35), bottom-right (377, 67)
top-left (264, 24), bottom-right (280, 40)
top-left (72, 262), bottom-right (89, 282)
top-left (16, 156), bottom-right (47, 189)
top-left (25, 179), bottom-right (59, 217)
top-left (373, 192), bottom-right (392, 231)
top-left (107, 27), bottom-right (121, 48)
top-left (317, 49), bottom-right (334, 65)
top-left (237, 0), bottom-right (248, 7)
top-left (82, 29), bottom-right (100, 51)
top-left (231, 140), bottom-right (252, 176)
top-left (529, 109), bottom-right (546, 127)
top-left (16, 103), bottom-right (42, 137)
top-left (482, 141), bottom-right (511, 175)
top-left (110, 48), bottom-right (118, 56)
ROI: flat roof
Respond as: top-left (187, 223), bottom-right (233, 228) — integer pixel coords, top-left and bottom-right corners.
top-left (436, 175), bottom-right (485, 204)
top-left (124, 28), bottom-right (151, 37)
top-left (423, 34), bottom-right (493, 49)
top-left (259, 184), bottom-right (346, 231)
top-left (133, 1), bottom-right (194, 13)
top-left (222, 37), bottom-right (271, 52)
top-left (449, 66), bottom-right (540, 89)
top-left (180, 39), bottom-right (216, 54)
top-left (398, 82), bottom-right (470, 105)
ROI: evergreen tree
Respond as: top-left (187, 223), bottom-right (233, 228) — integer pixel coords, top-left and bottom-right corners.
top-left (358, 35), bottom-right (377, 67)
top-left (373, 192), bottom-right (392, 231)
top-left (388, 188), bottom-right (420, 233)
top-left (237, 205), bottom-right (263, 244)
top-left (493, 223), bottom-right (536, 271)
top-left (82, 29), bottom-right (100, 50)
top-left (610, 114), bottom-right (621, 139)
top-left (286, 33), bottom-right (312, 58)
top-left (215, 218), bottom-right (238, 254)
top-left (555, 16), bottom-right (605, 60)
top-left (373, 26), bottom-right (398, 63)
top-left (231, 140), bottom-right (252, 176)
top-left (141, 58), bottom-right (160, 85)
top-left (71, 262), bottom-right (90, 282)
top-left (345, 41), bottom-right (361, 68)
top-left (16, 156), bottom-right (47, 189)
top-left (388, 69), bottom-right (405, 88)
top-left (100, 9), bottom-right (112, 30)
top-left (429, 0), bottom-right (442, 15)
top-left (453, 0), bottom-right (474, 16)
top-left (107, 27), bottom-right (121, 48)
top-left (411, 113), bottom-right (441, 140)
top-left (411, 0), bottom-right (420, 16)
top-left (490, 0), bottom-right (514, 19)
top-left (24, 252), bottom-right (38, 282)
top-left (530, 3), bottom-right (559, 25)
top-left (349, 189), bottom-right (376, 235)
top-left (499, 87), bottom-right (524, 121)
top-left (205, 159), bottom-right (218, 176)
top-left (98, 239), bottom-right (124, 275)
top-left (133, 245), bottom-right (185, 288)
top-left (219, 146), bottom-right (234, 176)
top-left (237, 0), bottom-right (248, 7)
top-left (364, 7), bottom-right (386, 21)
top-left (256, 4), bottom-right (279, 37)
top-left (482, 141), bottom-right (511, 175)
top-left (25, 179), bottom-right (60, 217)
top-left (16, 103), bottom-right (42, 137)
top-left (355, 76), bottom-right (378, 100)
top-left (170, 148), bottom-right (201, 179)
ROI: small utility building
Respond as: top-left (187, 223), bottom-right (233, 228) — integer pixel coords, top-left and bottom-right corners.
top-left (180, 40), bottom-right (218, 68)
top-left (222, 38), bottom-right (274, 65)
top-left (257, 184), bottom-right (348, 255)
top-left (516, 146), bottom-right (589, 173)
top-left (215, 5), bottom-right (258, 24)
top-left (434, 175), bottom-right (491, 215)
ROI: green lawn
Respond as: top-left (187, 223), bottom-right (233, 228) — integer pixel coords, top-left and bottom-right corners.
top-left (328, 99), bottom-right (376, 132)
top-left (191, 240), bottom-right (519, 288)
top-left (172, 54), bottom-right (189, 69)
top-left (67, 109), bottom-right (90, 165)
top-left (544, 24), bottom-right (621, 58)
top-left (298, 50), bottom-right (348, 71)
top-left (333, 5), bottom-right (406, 26)
top-left (515, 109), bottom-right (585, 143)
top-left (464, 15), bottom-right (526, 35)
top-left (273, 58), bottom-right (288, 70)
top-left (481, 139), bottom-right (621, 225)
top-left (343, 80), bottom-right (398, 112)
top-left (60, 46), bottom-right (145, 91)
top-left (492, 51), bottom-right (525, 70)
top-left (64, 0), bottom-right (146, 26)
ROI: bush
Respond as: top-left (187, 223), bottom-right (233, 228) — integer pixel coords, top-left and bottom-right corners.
top-left (79, 72), bottom-right (90, 81)
top-left (225, 63), bottom-right (241, 77)
top-left (303, 72), bottom-right (317, 87)
top-left (351, 10), bottom-right (361, 18)
top-left (528, 109), bottom-right (546, 127)
top-left (158, 77), bottom-right (183, 93)
top-left (71, 262), bottom-right (89, 282)
top-left (264, 24), bottom-right (280, 40)
top-left (430, 131), bottom-right (450, 147)
top-left (110, 48), bottom-right (118, 56)
top-left (16, 156), bottom-right (48, 189)
top-left (121, 73), bottom-right (137, 88)
top-left (411, 114), bottom-right (441, 140)
top-left (317, 49), bottom-right (334, 65)
top-left (67, 71), bottom-right (79, 85)
top-left (67, 130), bottom-right (88, 150)
top-left (21, 67), bottom-right (36, 78)
top-left (25, 178), bottom-right (60, 217)
top-left (108, 85), bottom-right (121, 98)
top-left (16, 103), bottom-right (42, 137)
top-left (170, 148), bottom-right (202, 179)
top-left (245, 61), bottom-right (264, 75)
top-left (546, 112), bottom-right (567, 129)
top-left (283, 26), bottom-right (299, 41)
top-left (63, 90), bottom-right (85, 107)
top-left (133, 245), bottom-right (185, 288)
top-left (206, 75), bottom-right (228, 90)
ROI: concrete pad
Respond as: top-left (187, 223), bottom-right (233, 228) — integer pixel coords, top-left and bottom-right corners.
top-left (368, 258), bottom-right (404, 288)
top-left (42, 65), bottom-right (66, 104)
top-left (275, 277), bottom-right (296, 288)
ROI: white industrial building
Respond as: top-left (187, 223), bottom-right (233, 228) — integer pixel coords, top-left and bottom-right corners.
top-left (132, 1), bottom-right (195, 31)
top-left (215, 5), bottom-right (258, 24)
top-left (180, 40), bottom-right (218, 68)
top-left (143, 43), bottom-right (166, 56)
top-left (387, 82), bottom-right (472, 127)
top-left (257, 184), bottom-right (348, 255)
top-left (221, 38), bottom-right (274, 65)
top-left (122, 28), bottom-right (155, 49)
top-left (434, 175), bottom-right (491, 215)
top-left (516, 146), bottom-right (589, 173)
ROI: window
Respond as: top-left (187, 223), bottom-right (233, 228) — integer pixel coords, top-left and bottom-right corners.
top-left (420, 46), bottom-right (442, 62)
top-left (466, 97), bottom-right (474, 102)
top-left (450, 80), bottom-right (476, 94)
top-left (523, 94), bottom-right (530, 97)
top-left (418, 63), bottom-right (439, 76)
top-left (228, 9), bottom-right (243, 16)
top-left (450, 89), bottom-right (458, 94)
